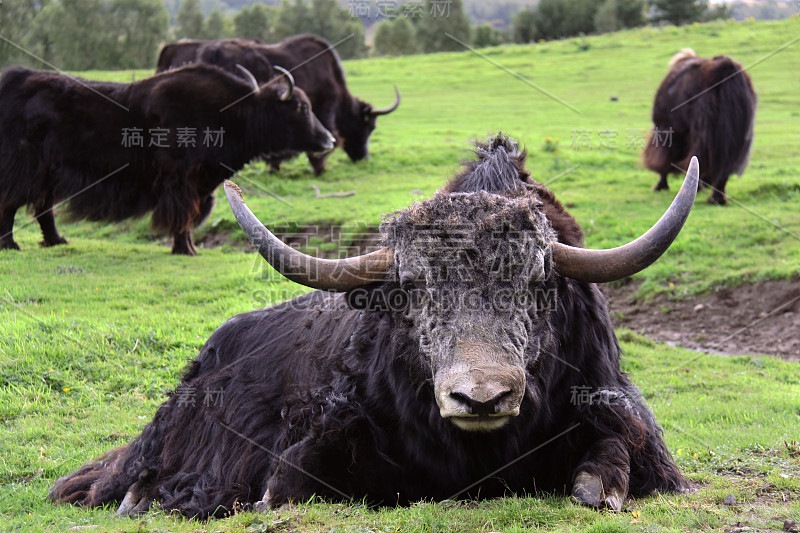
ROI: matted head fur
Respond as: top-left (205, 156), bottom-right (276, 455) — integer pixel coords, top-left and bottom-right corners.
top-left (442, 133), bottom-right (532, 196)
top-left (382, 191), bottom-right (554, 288)
top-left (380, 191), bottom-right (558, 394)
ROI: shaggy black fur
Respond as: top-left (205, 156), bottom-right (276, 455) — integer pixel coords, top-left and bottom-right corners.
top-left (0, 64), bottom-right (332, 254)
top-left (156, 35), bottom-right (398, 174)
top-left (643, 52), bottom-right (757, 204)
top-left (50, 134), bottom-right (686, 518)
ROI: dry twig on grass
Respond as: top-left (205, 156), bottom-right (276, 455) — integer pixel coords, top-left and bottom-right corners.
top-left (311, 184), bottom-right (356, 198)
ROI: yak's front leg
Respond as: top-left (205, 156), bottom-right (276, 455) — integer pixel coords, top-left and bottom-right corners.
top-left (652, 172), bottom-right (669, 191)
top-left (0, 202), bottom-right (21, 250)
top-left (707, 173), bottom-right (730, 205)
top-left (151, 178), bottom-right (199, 255)
top-left (34, 195), bottom-right (69, 247)
top-left (571, 437), bottom-right (630, 511)
top-left (256, 436), bottom-right (349, 511)
top-left (171, 229), bottom-right (197, 255)
top-left (268, 156), bottom-right (282, 173)
top-left (193, 194), bottom-right (216, 228)
top-left (306, 153), bottom-right (328, 175)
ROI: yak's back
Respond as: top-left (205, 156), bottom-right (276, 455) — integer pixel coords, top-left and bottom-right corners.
top-left (156, 40), bottom-right (204, 72)
top-left (649, 53), bottom-right (756, 177)
top-left (0, 67), bottom-right (36, 138)
top-left (653, 54), bottom-right (754, 121)
top-left (261, 34), bottom-right (348, 93)
top-left (182, 290), bottom-right (365, 383)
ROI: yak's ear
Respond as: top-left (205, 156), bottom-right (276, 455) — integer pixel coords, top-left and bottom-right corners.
top-left (346, 282), bottom-right (408, 312)
top-left (361, 102), bottom-right (373, 122)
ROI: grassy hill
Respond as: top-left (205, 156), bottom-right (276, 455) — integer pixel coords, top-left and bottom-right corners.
top-left (0, 18), bottom-right (798, 532)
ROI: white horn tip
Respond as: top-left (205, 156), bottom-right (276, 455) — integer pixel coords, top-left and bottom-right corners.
top-left (684, 156), bottom-right (700, 189)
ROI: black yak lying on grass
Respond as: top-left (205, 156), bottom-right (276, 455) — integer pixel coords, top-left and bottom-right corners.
top-left (51, 134), bottom-right (695, 517)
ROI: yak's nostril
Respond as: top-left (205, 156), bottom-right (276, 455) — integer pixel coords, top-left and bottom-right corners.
top-left (449, 390), bottom-right (512, 416)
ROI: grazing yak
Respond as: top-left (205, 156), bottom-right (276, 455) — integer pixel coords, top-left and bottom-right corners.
top-left (644, 48), bottom-right (757, 204)
top-left (157, 35), bottom-right (401, 174)
top-left (0, 64), bottom-right (334, 254)
top-left (50, 135), bottom-right (696, 517)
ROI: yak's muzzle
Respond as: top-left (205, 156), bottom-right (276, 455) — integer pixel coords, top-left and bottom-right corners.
top-left (434, 344), bottom-right (525, 432)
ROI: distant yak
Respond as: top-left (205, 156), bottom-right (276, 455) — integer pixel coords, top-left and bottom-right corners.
top-left (644, 48), bottom-right (756, 204)
top-left (0, 64), bottom-right (334, 254)
top-left (50, 134), bottom-right (696, 517)
top-left (157, 34), bottom-right (400, 174)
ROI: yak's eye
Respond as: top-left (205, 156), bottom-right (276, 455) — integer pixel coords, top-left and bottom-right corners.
top-left (401, 279), bottom-right (416, 292)
top-left (401, 276), bottom-right (427, 292)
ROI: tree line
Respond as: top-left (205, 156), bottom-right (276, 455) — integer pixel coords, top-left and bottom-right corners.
top-left (1, 0), bottom-right (169, 70)
top-left (0, 0), bottom-right (733, 70)
top-left (0, 0), bottom-right (366, 70)
top-left (375, 0), bottom-right (731, 54)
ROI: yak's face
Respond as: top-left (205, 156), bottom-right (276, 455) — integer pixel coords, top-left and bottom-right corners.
top-left (383, 192), bottom-right (557, 432)
top-left (264, 87), bottom-right (335, 156)
top-left (338, 101), bottom-right (377, 162)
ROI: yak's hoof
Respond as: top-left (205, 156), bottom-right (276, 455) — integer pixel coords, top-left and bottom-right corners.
top-left (255, 489), bottom-right (292, 512)
top-left (41, 237), bottom-right (68, 247)
top-left (0, 241), bottom-right (21, 251)
top-left (603, 488), bottom-right (624, 511)
top-left (253, 490), bottom-right (272, 513)
top-left (171, 245), bottom-right (197, 256)
top-left (707, 194), bottom-right (728, 206)
top-left (254, 489), bottom-right (277, 513)
top-left (572, 471), bottom-right (602, 508)
top-left (116, 488), bottom-right (151, 516)
top-left (652, 183), bottom-right (669, 191)
top-left (571, 471), bottom-right (624, 511)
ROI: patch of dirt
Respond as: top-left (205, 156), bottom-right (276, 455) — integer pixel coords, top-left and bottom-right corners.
top-left (196, 223), bottom-right (382, 257)
top-left (605, 279), bottom-right (800, 361)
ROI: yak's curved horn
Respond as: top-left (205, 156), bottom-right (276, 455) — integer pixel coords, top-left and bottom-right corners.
top-left (370, 85), bottom-right (401, 116)
top-left (552, 156), bottom-right (699, 283)
top-left (273, 65), bottom-right (294, 101)
top-left (225, 181), bottom-right (393, 291)
top-left (236, 64), bottom-right (260, 93)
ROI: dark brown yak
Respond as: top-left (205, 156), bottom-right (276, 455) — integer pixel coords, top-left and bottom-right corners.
top-left (0, 64), bottom-right (334, 254)
top-left (50, 135), bottom-right (696, 517)
top-left (156, 35), bottom-right (400, 174)
top-left (643, 48), bottom-right (757, 204)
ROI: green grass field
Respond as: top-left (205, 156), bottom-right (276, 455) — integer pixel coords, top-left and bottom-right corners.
top-left (1, 18), bottom-right (799, 532)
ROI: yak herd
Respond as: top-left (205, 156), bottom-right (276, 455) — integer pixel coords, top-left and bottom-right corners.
top-left (0, 33), bottom-right (758, 518)
top-left (0, 34), bottom-right (398, 254)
